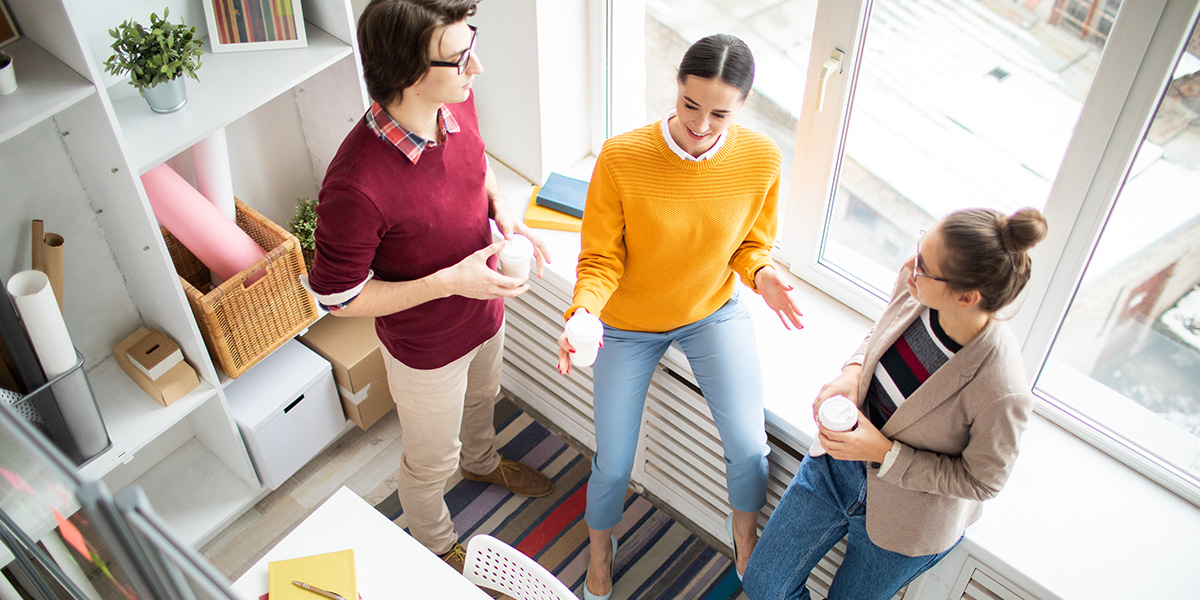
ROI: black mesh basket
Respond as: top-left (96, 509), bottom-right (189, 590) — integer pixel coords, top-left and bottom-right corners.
top-left (16, 351), bottom-right (110, 466)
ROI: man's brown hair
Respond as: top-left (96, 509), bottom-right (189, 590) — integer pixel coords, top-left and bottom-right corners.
top-left (357, 0), bottom-right (478, 107)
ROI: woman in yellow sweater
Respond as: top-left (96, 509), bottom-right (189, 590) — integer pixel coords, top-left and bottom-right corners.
top-left (556, 34), bottom-right (805, 600)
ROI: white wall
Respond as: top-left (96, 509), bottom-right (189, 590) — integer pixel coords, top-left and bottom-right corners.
top-left (0, 118), bottom-right (141, 368)
top-left (472, 0), bottom-right (594, 184)
top-left (532, 1), bottom-right (593, 176)
top-left (472, 0), bottom-right (542, 181)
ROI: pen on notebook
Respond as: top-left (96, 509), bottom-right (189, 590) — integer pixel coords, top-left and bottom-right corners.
top-left (292, 580), bottom-right (346, 600)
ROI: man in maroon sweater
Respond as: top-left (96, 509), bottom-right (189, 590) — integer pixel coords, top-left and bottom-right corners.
top-left (305, 0), bottom-right (552, 573)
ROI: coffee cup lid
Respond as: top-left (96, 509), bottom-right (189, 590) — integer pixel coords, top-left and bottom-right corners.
top-left (567, 311), bottom-right (603, 339)
top-left (499, 235), bottom-right (534, 261)
top-left (819, 396), bottom-right (857, 428)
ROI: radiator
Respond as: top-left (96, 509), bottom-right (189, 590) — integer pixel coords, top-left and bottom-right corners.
top-left (501, 271), bottom-right (597, 450)
top-left (502, 273), bottom-right (900, 599)
top-left (951, 557), bottom-right (1038, 600)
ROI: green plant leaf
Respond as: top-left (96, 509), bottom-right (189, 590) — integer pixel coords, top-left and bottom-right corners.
top-left (106, 7), bottom-right (204, 91)
top-left (289, 198), bottom-right (321, 252)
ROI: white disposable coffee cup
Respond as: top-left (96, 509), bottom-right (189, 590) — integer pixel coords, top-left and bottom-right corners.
top-left (818, 395), bottom-right (859, 432)
top-left (0, 52), bottom-right (16, 96)
top-left (498, 234), bottom-right (534, 280)
top-left (566, 310), bottom-right (603, 368)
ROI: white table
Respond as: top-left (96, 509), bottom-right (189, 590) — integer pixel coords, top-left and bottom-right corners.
top-left (231, 486), bottom-right (490, 599)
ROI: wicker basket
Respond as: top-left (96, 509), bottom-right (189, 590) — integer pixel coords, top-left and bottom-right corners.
top-left (163, 199), bottom-right (318, 379)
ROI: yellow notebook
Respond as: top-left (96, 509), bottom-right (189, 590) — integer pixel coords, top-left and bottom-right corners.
top-left (524, 186), bottom-right (582, 232)
top-left (268, 549), bottom-right (357, 600)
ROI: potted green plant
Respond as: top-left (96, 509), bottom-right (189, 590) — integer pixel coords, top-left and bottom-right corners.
top-left (289, 197), bottom-right (319, 271)
top-left (104, 7), bottom-right (203, 114)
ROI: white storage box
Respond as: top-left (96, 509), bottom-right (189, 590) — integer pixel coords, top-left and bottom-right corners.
top-left (226, 339), bottom-right (346, 489)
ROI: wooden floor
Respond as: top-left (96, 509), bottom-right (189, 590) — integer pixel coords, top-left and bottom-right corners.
top-left (199, 407), bottom-right (407, 581)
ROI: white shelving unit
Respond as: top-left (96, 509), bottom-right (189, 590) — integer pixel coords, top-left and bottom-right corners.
top-left (1, 0), bottom-right (368, 547)
top-left (77, 359), bottom-right (220, 482)
top-left (0, 38), bottom-right (95, 145)
top-left (110, 24), bottom-right (354, 174)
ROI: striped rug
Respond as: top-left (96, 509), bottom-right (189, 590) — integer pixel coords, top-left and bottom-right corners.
top-left (371, 398), bottom-right (749, 600)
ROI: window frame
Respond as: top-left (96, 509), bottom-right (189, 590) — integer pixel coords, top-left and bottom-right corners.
top-left (776, 0), bottom-right (1200, 505)
top-left (776, 0), bottom-right (887, 320)
top-left (1023, 0), bottom-right (1200, 506)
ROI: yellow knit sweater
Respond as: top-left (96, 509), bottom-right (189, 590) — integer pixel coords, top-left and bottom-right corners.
top-left (568, 121), bottom-right (782, 332)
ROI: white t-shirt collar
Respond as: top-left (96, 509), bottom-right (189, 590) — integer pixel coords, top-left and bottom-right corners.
top-left (661, 109), bottom-right (726, 161)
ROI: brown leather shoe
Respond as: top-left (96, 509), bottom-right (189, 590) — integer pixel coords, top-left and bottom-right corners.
top-left (462, 458), bottom-right (554, 497)
top-left (439, 543), bottom-right (468, 573)
top-left (439, 543), bottom-right (502, 598)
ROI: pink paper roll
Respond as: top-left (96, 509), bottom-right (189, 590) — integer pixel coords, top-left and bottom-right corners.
top-left (141, 163), bottom-right (267, 284)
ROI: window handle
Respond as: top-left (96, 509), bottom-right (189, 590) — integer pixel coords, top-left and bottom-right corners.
top-left (817, 49), bottom-right (845, 112)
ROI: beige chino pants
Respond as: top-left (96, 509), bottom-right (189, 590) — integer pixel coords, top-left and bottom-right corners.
top-left (381, 323), bottom-right (504, 555)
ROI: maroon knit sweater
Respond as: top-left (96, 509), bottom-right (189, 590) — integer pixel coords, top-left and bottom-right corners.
top-left (308, 95), bottom-right (502, 369)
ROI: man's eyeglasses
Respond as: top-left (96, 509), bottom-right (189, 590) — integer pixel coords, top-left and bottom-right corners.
top-left (914, 230), bottom-right (955, 284)
top-left (430, 25), bottom-right (477, 75)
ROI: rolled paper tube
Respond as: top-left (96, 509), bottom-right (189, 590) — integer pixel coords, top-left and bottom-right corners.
top-left (6, 270), bottom-right (76, 379)
top-left (31, 219), bottom-right (44, 272)
top-left (0, 291), bottom-right (45, 393)
top-left (141, 163), bottom-right (267, 284)
top-left (192, 128), bottom-right (236, 221)
top-left (0, 341), bottom-right (20, 392)
top-left (42, 233), bottom-right (65, 312)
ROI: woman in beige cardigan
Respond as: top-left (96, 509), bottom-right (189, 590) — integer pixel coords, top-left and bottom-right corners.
top-left (743, 208), bottom-right (1048, 600)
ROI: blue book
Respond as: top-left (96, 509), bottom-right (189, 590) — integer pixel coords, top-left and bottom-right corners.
top-left (535, 172), bottom-right (589, 219)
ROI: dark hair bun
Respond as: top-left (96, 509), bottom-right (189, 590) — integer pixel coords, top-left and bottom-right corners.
top-left (940, 206), bottom-right (1048, 313)
top-left (1001, 208), bottom-right (1048, 254)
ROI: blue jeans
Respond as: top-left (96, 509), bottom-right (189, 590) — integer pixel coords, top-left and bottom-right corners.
top-left (585, 293), bottom-right (769, 530)
top-left (743, 454), bottom-right (959, 600)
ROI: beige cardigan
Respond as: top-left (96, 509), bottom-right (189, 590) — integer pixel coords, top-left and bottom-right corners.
top-left (812, 270), bottom-right (1035, 557)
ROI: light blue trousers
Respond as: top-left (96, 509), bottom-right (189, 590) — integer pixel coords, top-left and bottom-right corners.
top-left (585, 293), bottom-right (770, 530)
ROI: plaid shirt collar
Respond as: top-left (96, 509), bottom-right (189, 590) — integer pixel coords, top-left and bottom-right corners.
top-left (365, 101), bottom-right (460, 164)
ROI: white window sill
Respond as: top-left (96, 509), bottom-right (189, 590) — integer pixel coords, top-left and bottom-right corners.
top-left (495, 163), bottom-right (1200, 599)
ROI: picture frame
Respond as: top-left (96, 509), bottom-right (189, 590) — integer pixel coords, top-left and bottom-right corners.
top-left (201, 0), bottom-right (307, 53)
top-left (0, 0), bottom-right (20, 48)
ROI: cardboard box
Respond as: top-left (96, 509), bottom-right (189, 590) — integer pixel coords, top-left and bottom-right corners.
top-left (127, 330), bottom-right (183, 380)
top-left (298, 316), bottom-right (393, 430)
top-left (113, 328), bottom-right (200, 406)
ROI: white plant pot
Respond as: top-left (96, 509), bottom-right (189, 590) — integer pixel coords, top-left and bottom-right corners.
top-left (143, 77), bottom-right (187, 114)
top-left (0, 52), bottom-right (17, 95)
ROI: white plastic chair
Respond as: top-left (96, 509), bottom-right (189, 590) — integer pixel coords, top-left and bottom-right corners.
top-left (464, 534), bottom-right (576, 600)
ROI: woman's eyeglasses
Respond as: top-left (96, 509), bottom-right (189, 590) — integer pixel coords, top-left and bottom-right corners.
top-left (913, 230), bottom-right (955, 284)
top-left (430, 25), bottom-right (477, 75)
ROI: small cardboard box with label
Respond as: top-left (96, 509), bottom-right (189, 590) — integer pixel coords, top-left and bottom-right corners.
top-left (298, 316), bottom-right (393, 430)
top-left (113, 328), bottom-right (200, 406)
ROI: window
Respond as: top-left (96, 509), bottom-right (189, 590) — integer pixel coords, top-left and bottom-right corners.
top-left (618, 0), bottom-right (1200, 504)
top-left (1036, 13), bottom-right (1200, 496)
top-left (1051, 0), bottom-right (1121, 44)
top-left (818, 0), bottom-right (1107, 296)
